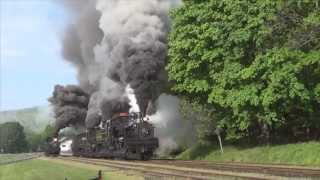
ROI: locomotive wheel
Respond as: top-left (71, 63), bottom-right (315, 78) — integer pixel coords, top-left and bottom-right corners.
top-left (124, 150), bottom-right (129, 160)
top-left (141, 152), bottom-right (152, 160)
top-left (124, 149), bottom-right (144, 160)
top-left (141, 153), bottom-right (146, 160)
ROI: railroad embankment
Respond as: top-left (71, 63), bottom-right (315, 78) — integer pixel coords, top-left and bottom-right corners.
top-left (177, 141), bottom-right (320, 166)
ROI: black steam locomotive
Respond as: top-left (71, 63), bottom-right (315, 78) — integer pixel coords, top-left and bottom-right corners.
top-left (71, 112), bottom-right (158, 160)
top-left (44, 137), bottom-right (60, 156)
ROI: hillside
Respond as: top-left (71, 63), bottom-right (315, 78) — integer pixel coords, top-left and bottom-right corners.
top-left (0, 106), bottom-right (54, 133)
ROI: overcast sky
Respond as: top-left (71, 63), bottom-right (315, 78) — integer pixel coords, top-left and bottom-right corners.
top-left (0, 0), bottom-right (77, 111)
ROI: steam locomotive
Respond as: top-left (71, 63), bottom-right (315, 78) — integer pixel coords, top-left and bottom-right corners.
top-left (73, 112), bottom-right (159, 160)
top-left (44, 137), bottom-right (60, 156)
top-left (46, 112), bottom-right (159, 160)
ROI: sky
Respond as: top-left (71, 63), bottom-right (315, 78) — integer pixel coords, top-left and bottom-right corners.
top-left (0, 0), bottom-right (77, 111)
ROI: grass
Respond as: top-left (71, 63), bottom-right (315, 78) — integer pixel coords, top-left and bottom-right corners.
top-left (0, 153), bottom-right (39, 164)
top-left (0, 158), bottom-right (143, 180)
top-left (177, 141), bottom-right (320, 167)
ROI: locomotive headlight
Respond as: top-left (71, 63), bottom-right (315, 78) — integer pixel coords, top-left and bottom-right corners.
top-left (119, 137), bottom-right (124, 142)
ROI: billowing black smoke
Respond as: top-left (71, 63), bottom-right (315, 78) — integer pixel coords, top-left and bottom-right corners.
top-left (48, 85), bottom-right (89, 134)
top-left (100, 97), bottom-right (130, 120)
top-left (50, 0), bottom-right (181, 133)
top-left (109, 39), bottom-right (167, 115)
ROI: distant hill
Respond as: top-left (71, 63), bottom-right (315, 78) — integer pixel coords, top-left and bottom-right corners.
top-left (0, 106), bottom-right (54, 133)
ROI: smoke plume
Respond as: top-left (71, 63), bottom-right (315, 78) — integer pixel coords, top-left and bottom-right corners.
top-left (49, 85), bottom-right (89, 134)
top-left (50, 0), bottom-right (184, 144)
top-left (149, 94), bottom-right (197, 154)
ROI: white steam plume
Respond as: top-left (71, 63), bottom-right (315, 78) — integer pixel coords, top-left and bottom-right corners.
top-left (149, 94), bottom-right (197, 155)
top-left (125, 85), bottom-right (140, 113)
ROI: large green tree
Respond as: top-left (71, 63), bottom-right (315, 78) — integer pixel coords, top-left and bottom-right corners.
top-left (168, 0), bottom-right (320, 141)
top-left (0, 122), bottom-right (28, 153)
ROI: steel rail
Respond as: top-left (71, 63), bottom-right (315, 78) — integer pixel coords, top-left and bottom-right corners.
top-left (57, 156), bottom-right (279, 180)
top-left (145, 159), bottom-right (320, 178)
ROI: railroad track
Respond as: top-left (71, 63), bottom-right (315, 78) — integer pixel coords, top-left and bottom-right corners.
top-left (146, 160), bottom-right (320, 178)
top-left (57, 156), bottom-right (288, 179)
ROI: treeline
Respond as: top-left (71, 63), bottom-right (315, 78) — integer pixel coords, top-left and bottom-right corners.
top-left (0, 122), bottom-right (55, 153)
top-left (168, 0), bottom-right (320, 144)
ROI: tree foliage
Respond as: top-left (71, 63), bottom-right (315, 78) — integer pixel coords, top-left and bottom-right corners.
top-left (26, 124), bottom-right (56, 152)
top-left (168, 0), bottom-right (320, 141)
top-left (180, 98), bottom-right (216, 142)
top-left (41, 124), bottom-right (55, 141)
top-left (0, 122), bottom-right (28, 153)
top-left (26, 132), bottom-right (42, 152)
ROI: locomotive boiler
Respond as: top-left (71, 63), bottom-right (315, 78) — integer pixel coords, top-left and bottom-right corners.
top-left (72, 112), bottom-right (159, 160)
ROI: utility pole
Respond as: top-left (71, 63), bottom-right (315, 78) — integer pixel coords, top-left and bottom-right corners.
top-left (214, 128), bottom-right (223, 154)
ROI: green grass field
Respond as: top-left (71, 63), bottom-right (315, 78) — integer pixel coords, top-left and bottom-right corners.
top-left (0, 153), bottom-right (40, 164)
top-left (0, 158), bottom-right (142, 180)
top-left (177, 141), bottom-right (320, 166)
